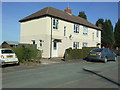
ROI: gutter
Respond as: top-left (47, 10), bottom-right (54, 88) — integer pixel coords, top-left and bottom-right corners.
top-left (50, 17), bottom-right (52, 58)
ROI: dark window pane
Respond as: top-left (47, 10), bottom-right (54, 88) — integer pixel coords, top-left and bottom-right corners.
top-left (33, 41), bottom-right (35, 44)
top-left (64, 26), bottom-right (66, 36)
top-left (2, 50), bottom-right (14, 54)
top-left (53, 19), bottom-right (55, 25)
top-left (53, 42), bottom-right (57, 50)
top-left (92, 48), bottom-right (103, 52)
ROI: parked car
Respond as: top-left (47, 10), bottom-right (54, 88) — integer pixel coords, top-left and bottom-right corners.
top-left (86, 48), bottom-right (117, 63)
top-left (0, 48), bottom-right (19, 65)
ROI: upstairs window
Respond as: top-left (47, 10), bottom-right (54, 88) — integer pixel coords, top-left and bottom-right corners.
top-left (92, 32), bottom-right (94, 41)
top-left (83, 26), bottom-right (88, 35)
top-left (53, 18), bottom-right (59, 29)
top-left (73, 42), bottom-right (79, 49)
top-left (96, 30), bottom-right (99, 37)
top-left (74, 24), bottom-right (79, 33)
top-left (64, 26), bottom-right (66, 36)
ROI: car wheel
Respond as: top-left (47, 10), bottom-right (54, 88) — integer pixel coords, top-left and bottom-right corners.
top-left (16, 62), bottom-right (20, 65)
top-left (104, 57), bottom-right (107, 63)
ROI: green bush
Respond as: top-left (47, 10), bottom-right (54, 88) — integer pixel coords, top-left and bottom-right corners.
top-left (82, 47), bottom-right (97, 58)
top-left (12, 47), bottom-right (42, 63)
top-left (64, 47), bottom-right (97, 61)
top-left (12, 48), bottom-right (24, 63)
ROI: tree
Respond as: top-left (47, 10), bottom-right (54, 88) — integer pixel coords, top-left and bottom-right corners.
top-left (96, 19), bottom-right (115, 48)
top-left (114, 19), bottom-right (120, 48)
top-left (78, 11), bottom-right (87, 20)
top-left (96, 19), bottom-right (104, 46)
top-left (102, 19), bottom-right (115, 48)
top-left (96, 18), bottom-right (104, 29)
top-left (96, 19), bottom-right (104, 47)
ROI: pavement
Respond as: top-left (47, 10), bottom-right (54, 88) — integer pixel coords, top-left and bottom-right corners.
top-left (40, 58), bottom-right (64, 65)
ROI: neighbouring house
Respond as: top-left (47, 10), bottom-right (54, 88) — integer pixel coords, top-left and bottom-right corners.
top-left (19, 7), bottom-right (102, 58)
top-left (1, 41), bottom-right (19, 48)
top-left (18, 43), bottom-right (37, 49)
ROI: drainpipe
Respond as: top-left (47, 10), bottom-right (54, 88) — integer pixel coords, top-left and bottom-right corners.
top-left (50, 17), bottom-right (52, 59)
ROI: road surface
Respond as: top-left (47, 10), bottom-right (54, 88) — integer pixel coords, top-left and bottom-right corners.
top-left (2, 59), bottom-right (120, 88)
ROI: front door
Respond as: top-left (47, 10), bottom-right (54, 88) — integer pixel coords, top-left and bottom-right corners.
top-left (52, 41), bottom-right (58, 57)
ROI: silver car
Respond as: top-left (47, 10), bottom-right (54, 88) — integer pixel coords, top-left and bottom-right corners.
top-left (0, 48), bottom-right (19, 65)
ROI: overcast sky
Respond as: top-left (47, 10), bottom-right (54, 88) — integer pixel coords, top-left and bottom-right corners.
top-left (2, 2), bottom-right (118, 43)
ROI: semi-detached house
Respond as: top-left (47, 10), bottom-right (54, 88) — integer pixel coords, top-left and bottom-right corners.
top-left (19, 7), bottom-right (102, 58)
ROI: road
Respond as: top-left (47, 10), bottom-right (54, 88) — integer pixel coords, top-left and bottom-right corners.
top-left (2, 58), bottom-right (120, 88)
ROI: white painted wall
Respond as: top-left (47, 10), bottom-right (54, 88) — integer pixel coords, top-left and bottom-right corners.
top-left (20, 17), bottom-right (51, 58)
top-left (20, 16), bottom-right (101, 58)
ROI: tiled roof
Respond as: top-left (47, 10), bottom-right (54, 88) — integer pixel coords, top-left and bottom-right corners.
top-left (19, 7), bottom-right (102, 30)
top-left (4, 41), bottom-right (19, 45)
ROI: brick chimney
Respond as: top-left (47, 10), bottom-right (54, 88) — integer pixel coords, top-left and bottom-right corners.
top-left (64, 8), bottom-right (72, 15)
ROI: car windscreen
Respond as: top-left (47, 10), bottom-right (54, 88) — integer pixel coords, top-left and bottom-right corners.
top-left (1, 50), bottom-right (14, 54)
top-left (92, 48), bottom-right (103, 52)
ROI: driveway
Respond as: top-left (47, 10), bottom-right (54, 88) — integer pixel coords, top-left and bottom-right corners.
top-left (2, 57), bottom-right (120, 88)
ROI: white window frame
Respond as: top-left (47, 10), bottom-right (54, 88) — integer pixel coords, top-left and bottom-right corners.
top-left (39, 40), bottom-right (43, 47)
top-left (31, 40), bottom-right (35, 44)
top-left (64, 26), bottom-right (66, 36)
top-left (96, 30), bottom-right (99, 37)
top-left (73, 42), bottom-right (79, 49)
top-left (92, 32), bottom-right (94, 41)
top-left (83, 26), bottom-right (88, 35)
top-left (74, 24), bottom-right (79, 33)
top-left (53, 18), bottom-right (59, 30)
top-left (83, 42), bottom-right (88, 47)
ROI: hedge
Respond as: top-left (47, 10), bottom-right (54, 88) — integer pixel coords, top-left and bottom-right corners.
top-left (111, 48), bottom-right (120, 56)
top-left (12, 47), bottom-right (42, 63)
top-left (64, 47), bottom-right (97, 61)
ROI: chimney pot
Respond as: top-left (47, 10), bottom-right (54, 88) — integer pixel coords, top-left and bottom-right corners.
top-left (64, 8), bottom-right (72, 14)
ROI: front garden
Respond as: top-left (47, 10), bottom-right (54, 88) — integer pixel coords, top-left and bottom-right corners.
top-left (12, 47), bottom-right (42, 65)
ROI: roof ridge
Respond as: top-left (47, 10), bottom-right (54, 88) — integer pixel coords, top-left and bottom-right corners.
top-left (73, 15), bottom-right (101, 29)
top-left (19, 6), bottom-right (102, 30)
top-left (46, 7), bottom-right (50, 14)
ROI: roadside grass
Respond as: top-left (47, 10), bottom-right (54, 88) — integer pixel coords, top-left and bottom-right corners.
top-left (20, 60), bottom-right (41, 66)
